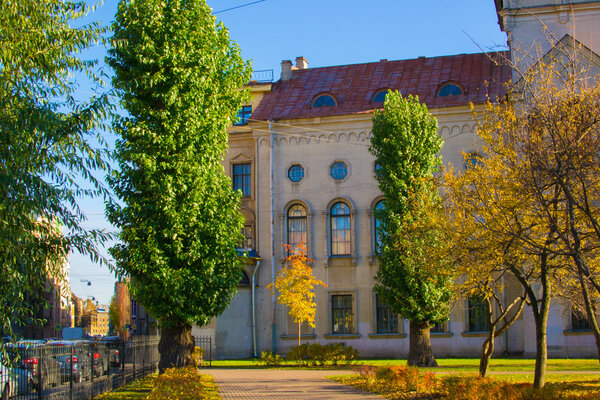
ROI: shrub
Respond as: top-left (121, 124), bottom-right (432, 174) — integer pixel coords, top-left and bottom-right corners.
top-left (193, 346), bottom-right (205, 367)
top-left (286, 342), bottom-right (359, 366)
top-left (258, 351), bottom-right (283, 366)
top-left (148, 367), bottom-right (219, 400)
top-left (440, 375), bottom-right (523, 400)
top-left (362, 365), bottom-right (438, 394)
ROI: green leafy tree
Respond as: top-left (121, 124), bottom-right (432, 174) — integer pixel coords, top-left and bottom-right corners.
top-left (369, 91), bottom-right (453, 367)
top-left (268, 244), bottom-right (327, 347)
top-left (107, 0), bottom-right (251, 372)
top-left (0, 0), bottom-right (112, 340)
top-left (108, 295), bottom-right (121, 335)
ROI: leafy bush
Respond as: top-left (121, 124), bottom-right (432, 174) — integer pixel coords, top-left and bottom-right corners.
top-left (286, 342), bottom-right (358, 366)
top-left (360, 365), bottom-right (438, 394)
top-left (193, 346), bottom-right (205, 367)
top-left (148, 367), bottom-right (219, 400)
top-left (257, 351), bottom-right (283, 366)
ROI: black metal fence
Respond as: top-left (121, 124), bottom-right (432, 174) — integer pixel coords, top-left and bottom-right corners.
top-left (193, 337), bottom-right (212, 367)
top-left (0, 336), bottom-right (159, 400)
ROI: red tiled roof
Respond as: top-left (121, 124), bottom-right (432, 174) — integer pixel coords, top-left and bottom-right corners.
top-left (251, 52), bottom-right (511, 121)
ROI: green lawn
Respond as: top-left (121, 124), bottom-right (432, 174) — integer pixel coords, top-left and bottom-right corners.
top-left (210, 357), bottom-right (599, 372)
top-left (356, 358), bottom-right (600, 372)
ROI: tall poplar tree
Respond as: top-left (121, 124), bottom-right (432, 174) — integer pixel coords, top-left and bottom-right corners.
top-left (370, 91), bottom-right (452, 367)
top-left (107, 0), bottom-right (251, 371)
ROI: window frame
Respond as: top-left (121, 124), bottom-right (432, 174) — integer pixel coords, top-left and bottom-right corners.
top-left (371, 89), bottom-right (389, 104)
top-left (331, 294), bottom-right (354, 334)
top-left (330, 161), bottom-right (348, 180)
top-left (571, 308), bottom-right (592, 331)
top-left (288, 164), bottom-right (305, 183)
top-left (330, 202), bottom-right (351, 256)
top-left (233, 105), bottom-right (252, 126)
top-left (468, 296), bottom-right (490, 332)
top-left (312, 93), bottom-right (337, 108)
top-left (375, 294), bottom-right (399, 334)
top-left (373, 199), bottom-right (385, 253)
top-left (437, 82), bottom-right (464, 97)
top-left (287, 204), bottom-right (308, 252)
top-left (232, 162), bottom-right (252, 197)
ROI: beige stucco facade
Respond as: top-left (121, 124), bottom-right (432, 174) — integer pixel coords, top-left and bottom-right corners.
top-left (195, 0), bottom-right (600, 359)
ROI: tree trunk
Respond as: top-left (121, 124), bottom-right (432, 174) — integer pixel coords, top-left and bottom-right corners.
top-left (407, 320), bottom-right (438, 367)
top-left (298, 322), bottom-right (301, 348)
top-left (158, 322), bottom-right (195, 373)
top-left (533, 253), bottom-right (551, 390)
top-left (578, 272), bottom-right (600, 364)
top-left (479, 329), bottom-right (495, 378)
top-left (533, 313), bottom-right (548, 389)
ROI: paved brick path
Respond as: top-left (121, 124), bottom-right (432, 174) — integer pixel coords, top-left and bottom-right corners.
top-left (200, 368), bottom-right (384, 399)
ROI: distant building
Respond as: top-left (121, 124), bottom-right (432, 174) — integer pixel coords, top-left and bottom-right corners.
top-left (113, 280), bottom-right (158, 337)
top-left (21, 219), bottom-right (73, 339)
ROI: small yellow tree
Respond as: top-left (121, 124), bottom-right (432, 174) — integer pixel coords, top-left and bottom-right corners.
top-left (268, 243), bottom-right (327, 347)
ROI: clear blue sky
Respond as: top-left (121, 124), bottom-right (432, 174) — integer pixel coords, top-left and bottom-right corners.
top-left (70, 0), bottom-right (508, 305)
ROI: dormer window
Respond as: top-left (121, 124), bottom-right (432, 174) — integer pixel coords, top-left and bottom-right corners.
top-left (437, 82), bottom-right (463, 97)
top-left (371, 90), bottom-right (389, 104)
top-left (313, 94), bottom-right (336, 108)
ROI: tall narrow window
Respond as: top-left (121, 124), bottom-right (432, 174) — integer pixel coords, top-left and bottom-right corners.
top-left (374, 200), bottom-right (385, 252)
top-left (332, 295), bottom-right (353, 334)
top-left (233, 163), bottom-right (251, 197)
top-left (376, 295), bottom-right (398, 334)
top-left (468, 296), bottom-right (489, 332)
top-left (331, 202), bottom-right (351, 256)
top-left (287, 204), bottom-right (307, 251)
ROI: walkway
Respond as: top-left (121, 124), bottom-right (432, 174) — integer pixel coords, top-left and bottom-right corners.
top-left (200, 368), bottom-right (384, 400)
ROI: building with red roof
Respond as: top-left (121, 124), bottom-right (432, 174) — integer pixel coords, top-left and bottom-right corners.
top-left (197, 1), bottom-right (600, 359)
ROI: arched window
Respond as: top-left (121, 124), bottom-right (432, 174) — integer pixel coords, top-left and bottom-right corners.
top-left (437, 82), bottom-right (463, 97)
top-left (374, 200), bottom-right (385, 252)
top-left (331, 202), bottom-right (351, 256)
top-left (239, 270), bottom-right (250, 286)
top-left (371, 90), bottom-right (388, 104)
top-left (313, 94), bottom-right (336, 108)
top-left (287, 204), bottom-right (307, 251)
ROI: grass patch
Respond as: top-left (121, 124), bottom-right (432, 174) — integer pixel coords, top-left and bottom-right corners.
top-left (210, 357), bottom-right (600, 372)
top-left (95, 368), bottom-right (221, 400)
top-left (95, 375), bottom-right (157, 400)
top-left (330, 370), bottom-right (600, 400)
top-left (355, 358), bottom-right (600, 372)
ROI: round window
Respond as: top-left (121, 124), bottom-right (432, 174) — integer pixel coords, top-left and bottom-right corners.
top-left (288, 164), bottom-right (305, 182)
top-left (330, 161), bottom-right (348, 180)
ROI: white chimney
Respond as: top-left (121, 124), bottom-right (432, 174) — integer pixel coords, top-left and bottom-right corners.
top-left (295, 56), bottom-right (308, 70)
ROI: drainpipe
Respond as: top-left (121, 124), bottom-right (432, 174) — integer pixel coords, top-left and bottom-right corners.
top-left (269, 120), bottom-right (276, 354)
top-left (251, 260), bottom-right (261, 357)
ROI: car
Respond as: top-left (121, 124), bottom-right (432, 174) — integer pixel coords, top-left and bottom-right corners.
top-left (47, 340), bottom-right (92, 382)
top-left (100, 337), bottom-right (122, 367)
top-left (53, 355), bottom-right (82, 384)
top-left (5, 342), bottom-right (61, 391)
top-left (0, 354), bottom-right (33, 400)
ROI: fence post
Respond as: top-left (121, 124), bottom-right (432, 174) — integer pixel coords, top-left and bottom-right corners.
top-left (69, 347), bottom-right (74, 400)
top-left (37, 347), bottom-right (42, 400)
top-left (121, 339), bottom-right (125, 382)
top-left (90, 342), bottom-right (94, 399)
top-left (133, 338), bottom-right (136, 381)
